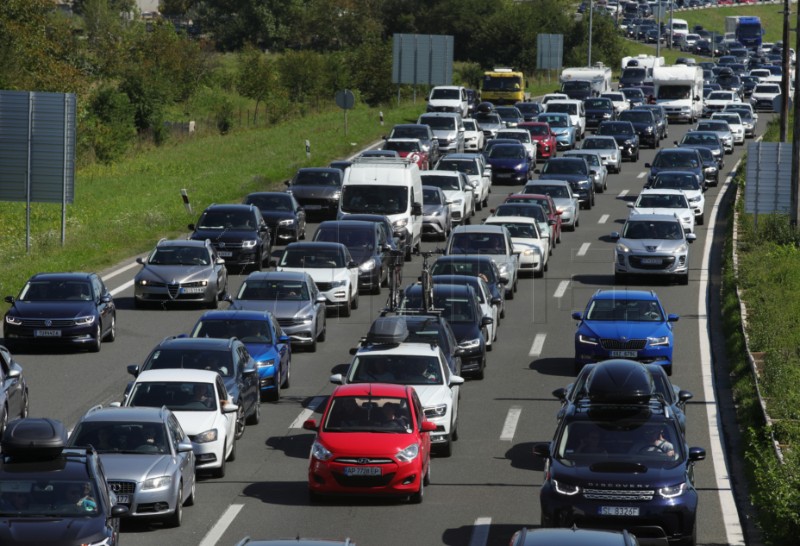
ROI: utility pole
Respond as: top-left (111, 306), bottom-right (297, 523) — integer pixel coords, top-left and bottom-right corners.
top-left (656, 4), bottom-right (662, 59)
top-left (668, 2), bottom-right (674, 50)
top-left (588, 0), bottom-right (594, 67)
top-left (780, 0), bottom-right (790, 141)
top-left (792, 0), bottom-right (800, 227)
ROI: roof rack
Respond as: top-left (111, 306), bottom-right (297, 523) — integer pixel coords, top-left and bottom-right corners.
top-left (350, 156), bottom-right (416, 167)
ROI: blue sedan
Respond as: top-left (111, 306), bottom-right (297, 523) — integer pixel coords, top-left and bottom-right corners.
top-left (190, 309), bottom-right (291, 402)
top-left (572, 289), bottom-right (679, 375)
top-left (485, 143), bottom-right (532, 185)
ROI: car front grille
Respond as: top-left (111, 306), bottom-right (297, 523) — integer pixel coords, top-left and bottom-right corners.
top-left (277, 318), bottom-right (304, 327)
top-left (332, 472), bottom-right (396, 488)
top-left (108, 481), bottom-right (136, 495)
top-left (211, 241), bottom-right (244, 250)
top-left (583, 488), bottom-right (655, 501)
top-left (17, 318), bottom-right (77, 327)
top-left (315, 282), bottom-right (333, 291)
top-left (600, 339), bottom-right (647, 350)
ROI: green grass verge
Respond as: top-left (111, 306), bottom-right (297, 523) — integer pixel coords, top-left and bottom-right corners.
top-left (0, 101), bottom-right (424, 298)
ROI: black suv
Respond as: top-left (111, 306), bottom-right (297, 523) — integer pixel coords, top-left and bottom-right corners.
top-left (583, 97), bottom-right (616, 129)
top-left (534, 360), bottom-right (705, 545)
top-left (597, 121), bottom-right (640, 162)
top-left (632, 104), bottom-right (668, 141)
top-left (313, 220), bottom-right (391, 294)
top-left (618, 109), bottom-right (659, 148)
top-left (126, 336), bottom-right (260, 440)
top-left (189, 204), bottom-right (272, 271)
top-left (0, 418), bottom-right (128, 545)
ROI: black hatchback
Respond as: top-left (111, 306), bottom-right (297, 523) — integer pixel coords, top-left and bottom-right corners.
top-left (618, 109), bottom-right (659, 148)
top-left (189, 204), bottom-right (272, 271)
top-left (597, 121), bottom-right (640, 162)
top-left (313, 220), bottom-right (391, 294)
top-left (583, 97), bottom-right (615, 129)
top-left (243, 192), bottom-right (306, 245)
top-left (283, 168), bottom-right (344, 219)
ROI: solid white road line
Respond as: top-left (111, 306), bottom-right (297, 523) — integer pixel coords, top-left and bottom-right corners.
top-left (637, 171), bottom-right (647, 178)
top-left (198, 503), bottom-right (244, 546)
top-left (290, 396), bottom-right (326, 429)
top-left (109, 280), bottom-right (134, 297)
top-left (598, 214), bottom-right (609, 224)
top-left (553, 280), bottom-right (569, 298)
top-left (577, 242), bottom-right (591, 257)
top-left (500, 407), bottom-right (522, 442)
top-left (698, 159), bottom-right (745, 545)
top-left (528, 333), bottom-right (547, 357)
top-left (618, 189), bottom-right (629, 198)
top-left (468, 517), bottom-right (492, 546)
top-left (102, 261), bottom-right (139, 280)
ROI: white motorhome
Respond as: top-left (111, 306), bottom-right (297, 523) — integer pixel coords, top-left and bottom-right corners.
top-left (652, 65), bottom-right (704, 123)
top-left (339, 156), bottom-right (424, 259)
top-left (669, 18), bottom-right (689, 41)
top-left (559, 65), bottom-right (612, 100)
top-left (620, 55), bottom-right (665, 88)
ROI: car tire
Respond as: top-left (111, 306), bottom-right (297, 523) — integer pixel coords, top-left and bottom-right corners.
top-left (104, 314), bottom-right (116, 342)
top-left (234, 404), bottom-right (245, 440)
top-left (90, 324), bottom-right (102, 353)
top-left (185, 478), bottom-right (195, 507)
top-left (266, 381), bottom-right (280, 402)
top-left (340, 296), bottom-right (352, 318)
top-left (697, 212), bottom-right (705, 226)
top-left (665, 364), bottom-right (673, 376)
top-left (166, 485), bottom-right (182, 527)
top-left (679, 523), bottom-right (697, 546)
top-left (227, 437), bottom-right (237, 462)
top-left (308, 489), bottom-right (323, 504)
top-left (440, 437), bottom-right (452, 457)
top-left (20, 391), bottom-right (29, 420)
top-left (351, 289), bottom-right (359, 310)
top-left (206, 295), bottom-right (218, 309)
top-left (246, 399), bottom-right (261, 425)
top-left (318, 319), bottom-right (327, 342)
top-left (574, 360), bottom-right (584, 375)
top-left (372, 271), bottom-right (382, 295)
top-left (213, 449), bottom-right (226, 478)
top-left (680, 274), bottom-right (689, 286)
top-left (409, 477), bottom-right (424, 504)
top-left (282, 360), bottom-right (291, 389)
top-left (475, 200), bottom-right (482, 212)
top-left (506, 286), bottom-right (514, 300)
top-left (423, 461), bottom-right (431, 486)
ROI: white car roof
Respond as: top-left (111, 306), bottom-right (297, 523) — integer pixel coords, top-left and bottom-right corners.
top-left (625, 213), bottom-right (682, 223)
top-left (638, 188), bottom-right (688, 197)
top-left (356, 342), bottom-right (440, 357)
top-left (453, 224), bottom-right (508, 234)
top-left (485, 216), bottom-right (539, 226)
top-left (134, 368), bottom-right (219, 383)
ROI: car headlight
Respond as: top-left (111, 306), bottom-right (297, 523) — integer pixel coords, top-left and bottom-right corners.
top-left (552, 479), bottom-right (580, 496)
top-left (688, 195), bottom-right (701, 203)
top-left (142, 476), bottom-right (172, 490)
top-left (624, 139), bottom-right (632, 145)
top-left (452, 198), bottom-right (463, 205)
top-left (677, 243), bottom-right (689, 253)
top-left (241, 239), bottom-right (258, 248)
top-left (616, 243), bottom-right (632, 254)
top-left (659, 482), bottom-right (687, 499)
top-left (396, 443), bottom-right (420, 463)
top-left (522, 248), bottom-right (537, 256)
top-left (602, 113), bottom-right (612, 118)
top-left (86, 539), bottom-right (113, 546)
top-left (278, 218), bottom-right (295, 226)
top-left (359, 260), bottom-right (376, 272)
top-left (193, 429), bottom-right (218, 443)
top-left (578, 334), bottom-right (599, 345)
top-left (681, 106), bottom-right (691, 112)
top-left (682, 214), bottom-right (694, 223)
top-left (310, 439), bottom-right (333, 461)
top-left (430, 210), bottom-right (441, 217)
top-left (5, 315), bottom-right (22, 326)
top-left (257, 358), bottom-right (276, 369)
top-left (514, 163), bottom-right (527, 171)
top-left (330, 280), bottom-right (347, 288)
top-left (393, 218), bottom-right (408, 229)
top-left (458, 337), bottom-right (482, 350)
top-left (331, 191), bottom-right (341, 200)
top-left (424, 404), bottom-right (448, 418)
top-left (299, 315), bottom-right (314, 324)
top-left (649, 336), bottom-right (670, 347)
top-left (497, 263), bottom-right (509, 276)
top-left (74, 315), bottom-right (97, 326)
top-left (644, 127), bottom-right (653, 133)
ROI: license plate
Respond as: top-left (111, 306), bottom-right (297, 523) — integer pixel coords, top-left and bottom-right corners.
top-left (116, 495), bottom-right (129, 504)
top-left (343, 466), bottom-right (382, 477)
top-left (497, 173), bottom-right (512, 178)
top-left (180, 287), bottom-right (205, 294)
top-left (641, 258), bottom-right (662, 265)
top-left (304, 204), bottom-right (322, 210)
top-left (599, 506), bottom-right (640, 516)
top-left (34, 329), bottom-right (61, 337)
top-left (217, 251), bottom-right (233, 257)
top-left (610, 350), bottom-right (638, 358)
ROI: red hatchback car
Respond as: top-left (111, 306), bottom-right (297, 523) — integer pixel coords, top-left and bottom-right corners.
top-left (382, 138), bottom-right (430, 170)
top-left (504, 193), bottom-right (562, 249)
top-left (303, 383), bottom-right (435, 503)
top-left (518, 122), bottom-right (557, 162)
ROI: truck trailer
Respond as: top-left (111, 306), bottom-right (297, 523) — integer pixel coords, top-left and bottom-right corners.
top-left (725, 16), bottom-right (763, 49)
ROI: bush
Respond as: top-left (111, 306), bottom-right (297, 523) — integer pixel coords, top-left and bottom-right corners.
top-left (83, 86), bottom-right (136, 163)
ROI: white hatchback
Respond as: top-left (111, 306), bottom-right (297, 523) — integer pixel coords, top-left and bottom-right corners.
top-left (484, 216), bottom-right (549, 277)
top-left (628, 189), bottom-right (696, 234)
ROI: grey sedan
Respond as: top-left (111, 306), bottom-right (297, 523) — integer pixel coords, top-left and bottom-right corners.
top-left (228, 271), bottom-right (327, 351)
top-left (67, 405), bottom-right (196, 527)
top-left (134, 239), bottom-right (228, 309)
top-left (422, 185), bottom-right (452, 240)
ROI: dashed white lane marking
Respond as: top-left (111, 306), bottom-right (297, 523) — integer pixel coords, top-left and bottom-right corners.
top-left (198, 504), bottom-right (244, 546)
top-left (468, 517), bottom-right (492, 546)
top-left (598, 214), bottom-right (609, 224)
top-left (637, 171), bottom-right (647, 178)
top-left (528, 333), bottom-right (547, 357)
top-left (290, 396), bottom-right (326, 429)
top-left (618, 189), bottom-right (629, 198)
top-left (500, 407), bottom-right (522, 442)
top-left (577, 242), bottom-right (591, 256)
top-left (553, 280), bottom-right (569, 298)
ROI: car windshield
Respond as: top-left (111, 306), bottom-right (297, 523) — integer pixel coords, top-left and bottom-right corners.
top-left (142, 347), bottom-right (235, 376)
top-left (237, 279), bottom-right (309, 301)
top-left (494, 222), bottom-right (537, 238)
top-left (449, 232), bottom-right (506, 255)
top-left (554, 421), bottom-right (681, 463)
top-left (581, 138), bottom-right (615, 150)
top-left (391, 127), bottom-right (429, 140)
top-left (697, 121), bottom-right (729, 133)
top-left (636, 193), bottom-right (689, 209)
top-left (475, 113), bottom-right (502, 125)
top-left (421, 116), bottom-right (456, 130)
top-left (538, 115), bottom-right (567, 127)
top-left (620, 111), bottom-right (651, 123)
top-left (488, 145), bottom-right (526, 159)
top-left (494, 204), bottom-right (546, 221)
top-left (623, 219), bottom-right (684, 240)
top-left (516, 103), bottom-right (541, 114)
top-left (149, 246), bottom-right (210, 266)
top-left (437, 159), bottom-right (479, 175)
top-left (682, 133), bottom-right (718, 145)
top-left (496, 132), bottom-right (529, 143)
top-left (18, 280), bottom-right (92, 301)
top-left (714, 115), bottom-right (740, 125)
top-left (280, 248), bottom-right (345, 268)
top-left (603, 94), bottom-right (624, 102)
top-left (322, 396), bottom-right (413, 433)
top-left (430, 260), bottom-right (498, 282)
top-left (423, 188), bottom-right (444, 205)
top-left (656, 85), bottom-right (691, 100)
top-left (315, 228), bottom-right (375, 252)
top-left (585, 98), bottom-right (612, 109)
top-left (546, 103), bottom-right (576, 115)
top-left (621, 89), bottom-right (644, 99)
top-left (384, 140), bottom-right (420, 153)
top-left (562, 81), bottom-right (590, 91)
top-left (129, 381), bottom-right (219, 412)
top-left (543, 160), bottom-right (586, 175)
top-left (585, 297), bottom-right (665, 322)
top-left (463, 120), bottom-right (478, 131)
top-left (70, 421), bottom-right (169, 454)
top-left (530, 185), bottom-right (570, 199)
top-left (245, 194), bottom-right (292, 211)
top-left (570, 153), bottom-right (600, 166)
top-left (508, 196), bottom-right (552, 213)
top-left (652, 153), bottom-right (699, 169)
top-left (525, 124), bottom-right (550, 136)
top-left (708, 92), bottom-right (733, 100)
top-left (403, 292), bottom-right (478, 324)
top-left (755, 85), bottom-right (780, 94)
top-left (430, 88), bottom-right (460, 100)
top-left (348, 355), bottom-right (442, 385)
top-left (293, 170), bottom-right (341, 186)
top-left (495, 107), bottom-right (521, 120)
top-left (652, 173), bottom-right (701, 190)
top-left (340, 186), bottom-right (408, 214)
top-left (422, 174), bottom-right (462, 191)
top-left (197, 210), bottom-right (254, 230)
top-left (599, 123), bottom-right (633, 136)
top-left (0, 479), bottom-right (100, 517)
top-left (192, 318), bottom-right (272, 345)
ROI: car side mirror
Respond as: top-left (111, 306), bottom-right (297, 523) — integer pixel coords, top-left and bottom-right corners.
top-left (689, 447), bottom-right (706, 461)
top-left (187, 223), bottom-right (196, 231)
top-left (668, 313), bottom-right (680, 322)
top-left (127, 364), bottom-right (140, 377)
top-left (3, 296), bottom-right (13, 304)
top-left (674, 141), bottom-right (679, 146)
top-left (177, 440), bottom-right (194, 453)
top-left (330, 373), bottom-right (344, 384)
top-left (695, 95), bottom-right (701, 101)
top-left (348, 261), bottom-right (358, 269)
top-left (678, 390), bottom-right (694, 404)
top-left (222, 402), bottom-right (239, 414)
top-left (136, 257), bottom-right (145, 265)
top-left (284, 180), bottom-right (291, 187)
top-left (481, 316), bottom-right (493, 327)
top-left (499, 276), bottom-right (509, 284)
top-left (412, 202), bottom-right (423, 216)
top-left (302, 419), bottom-right (318, 431)
top-left (534, 168), bottom-right (541, 174)
top-left (610, 232), bottom-right (621, 240)
top-left (491, 297), bottom-right (502, 305)
top-left (449, 375), bottom-right (465, 386)
top-left (532, 442), bottom-right (551, 458)
top-left (686, 233), bottom-right (697, 243)
top-left (278, 335), bottom-right (290, 343)
top-left (552, 387), bottom-right (567, 401)
top-left (571, 311), bottom-right (582, 320)
top-left (111, 505), bottom-right (130, 518)
top-left (644, 163), bottom-right (652, 168)
top-left (316, 295), bottom-right (327, 304)
top-left (216, 257), bottom-right (226, 265)
top-left (421, 420), bottom-right (437, 433)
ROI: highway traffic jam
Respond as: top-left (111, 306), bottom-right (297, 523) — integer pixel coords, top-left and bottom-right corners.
top-left (0, 46), bottom-right (779, 546)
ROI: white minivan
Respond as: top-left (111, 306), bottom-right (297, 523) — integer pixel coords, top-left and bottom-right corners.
top-left (338, 156), bottom-right (424, 260)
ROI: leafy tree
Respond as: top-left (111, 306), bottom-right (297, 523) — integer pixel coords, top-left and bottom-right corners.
top-left (82, 85), bottom-right (136, 163)
top-left (236, 45), bottom-right (274, 123)
top-left (345, 35), bottom-right (393, 106)
top-left (288, 0), bottom-right (383, 50)
top-left (195, 0), bottom-right (303, 52)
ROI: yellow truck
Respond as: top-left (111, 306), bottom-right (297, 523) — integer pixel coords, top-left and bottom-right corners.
top-left (481, 68), bottom-right (528, 105)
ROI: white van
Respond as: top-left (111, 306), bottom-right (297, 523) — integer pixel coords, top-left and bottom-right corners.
top-left (669, 18), bottom-right (689, 41)
top-left (338, 156), bottom-right (424, 259)
top-left (544, 99), bottom-right (587, 139)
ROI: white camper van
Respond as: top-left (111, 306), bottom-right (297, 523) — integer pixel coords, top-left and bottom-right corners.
top-left (339, 156), bottom-right (424, 260)
top-left (653, 65), bottom-right (704, 123)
